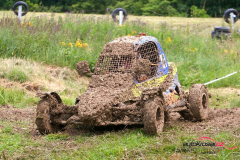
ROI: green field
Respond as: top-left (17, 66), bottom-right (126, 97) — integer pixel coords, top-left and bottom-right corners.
top-left (0, 11), bottom-right (239, 88)
top-left (0, 12), bottom-right (239, 159)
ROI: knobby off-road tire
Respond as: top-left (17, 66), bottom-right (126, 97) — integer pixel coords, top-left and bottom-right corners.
top-left (143, 96), bottom-right (165, 135)
top-left (13, 1), bottom-right (29, 16)
top-left (36, 96), bottom-right (60, 134)
top-left (189, 84), bottom-right (209, 121)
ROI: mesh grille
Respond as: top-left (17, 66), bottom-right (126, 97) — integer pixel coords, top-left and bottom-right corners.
top-left (136, 41), bottom-right (160, 82)
top-left (94, 55), bottom-right (133, 75)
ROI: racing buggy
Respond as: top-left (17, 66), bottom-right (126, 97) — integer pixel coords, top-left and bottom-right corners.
top-left (36, 33), bottom-right (210, 135)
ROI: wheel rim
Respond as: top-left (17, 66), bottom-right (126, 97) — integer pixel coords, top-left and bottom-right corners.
top-left (202, 93), bottom-right (207, 109)
top-left (201, 93), bottom-right (208, 117)
top-left (156, 108), bottom-right (161, 121)
top-left (156, 107), bottom-right (163, 132)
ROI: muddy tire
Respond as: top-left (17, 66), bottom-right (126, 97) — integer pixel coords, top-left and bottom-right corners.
top-left (143, 96), bottom-right (165, 135)
top-left (36, 97), bottom-right (59, 134)
top-left (189, 84), bottom-right (209, 121)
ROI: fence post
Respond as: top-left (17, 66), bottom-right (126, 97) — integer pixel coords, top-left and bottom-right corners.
top-left (119, 11), bottom-right (123, 26)
top-left (18, 5), bottom-right (22, 23)
top-left (230, 12), bottom-right (236, 31)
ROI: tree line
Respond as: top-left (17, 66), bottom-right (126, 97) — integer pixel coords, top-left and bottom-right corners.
top-left (1, 0), bottom-right (240, 17)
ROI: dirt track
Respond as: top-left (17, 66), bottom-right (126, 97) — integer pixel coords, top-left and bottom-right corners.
top-left (167, 107), bottom-right (240, 132)
top-left (0, 105), bottom-right (239, 135)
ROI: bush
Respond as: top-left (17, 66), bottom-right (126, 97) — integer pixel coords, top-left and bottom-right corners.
top-left (190, 5), bottom-right (210, 18)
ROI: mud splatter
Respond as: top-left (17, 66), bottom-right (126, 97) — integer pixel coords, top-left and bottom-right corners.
top-left (132, 59), bottom-right (151, 82)
top-left (76, 60), bottom-right (91, 76)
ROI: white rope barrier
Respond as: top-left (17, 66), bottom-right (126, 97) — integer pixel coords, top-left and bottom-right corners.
top-left (204, 70), bottom-right (239, 85)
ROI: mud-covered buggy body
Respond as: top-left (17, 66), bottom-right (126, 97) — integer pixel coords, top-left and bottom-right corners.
top-left (36, 34), bottom-right (210, 135)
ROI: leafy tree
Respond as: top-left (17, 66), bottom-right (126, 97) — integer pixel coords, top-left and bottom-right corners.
top-left (142, 0), bottom-right (179, 16)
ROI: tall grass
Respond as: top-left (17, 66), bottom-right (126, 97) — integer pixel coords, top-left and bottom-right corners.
top-left (0, 13), bottom-right (239, 88)
top-left (0, 87), bottom-right (38, 108)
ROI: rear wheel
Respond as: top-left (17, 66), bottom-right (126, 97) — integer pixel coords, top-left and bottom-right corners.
top-left (189, 84), bottom-right (209, 121)
top-left (36, 97), bottom-right (60, 134)
top-left (143, 96), bottom-right (165, 135)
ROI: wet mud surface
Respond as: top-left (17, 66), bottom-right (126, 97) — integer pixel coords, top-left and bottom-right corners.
top-left (0, 105), bottom-right (36, 134)
top-left (165, 107), bottom-right (240, 132)
top-left (1, 105), bottom-right (239, 135)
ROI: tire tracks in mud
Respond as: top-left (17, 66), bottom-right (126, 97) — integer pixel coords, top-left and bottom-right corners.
top-left (0, 105), bottom-right (239, 134)
top-left (166, 107), bottom-right (240, 132)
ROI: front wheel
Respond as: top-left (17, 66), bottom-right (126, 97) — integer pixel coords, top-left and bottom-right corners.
top-left (36, 96), bottom-right (60, 134)
top-left (189, 84), bottom-right (209, 121)
top-left (143, 96), bottom-right (165, 135)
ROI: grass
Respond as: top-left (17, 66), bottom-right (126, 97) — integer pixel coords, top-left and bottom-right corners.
top-left (0, 87), bottom-right (38, 108)
top-left (0, 58), bottom-right (89, 107)
top-left (0, 13), bottom-right (239, 89)
top-left (208, 88), bottom-right (240, 108)
top-left (2, 67), bottom-right (28, 83)
top-left (0, 120), bottom-right (239, 159)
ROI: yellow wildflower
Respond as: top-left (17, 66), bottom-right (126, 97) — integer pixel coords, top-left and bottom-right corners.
top-left (131, 30), bottom-right (137, 34)
top-left (127, 34), bottom-right (131, 36)
top-left (120, 25), bottom-right (125, 27)
top-left (69, 43), bottom-right (73, 47)
top-left (82, 43), bottom-right (89, 48)
top-left (166, 37), bottom-right (172, 43)
top-left (76, 39), bottom-right (82, 43)
top-left (12, 52), bottom-right (13, 55)
top-left (224, 49), bottom-right (228, 53)
top-left (27, 22), bottom-right (32, 26)
top-left (230, 50), bottom-right (234, 54)
top-left (77, 43), bottom-right (83, 48)
top-left (60, 42), bottom-right (65, 45)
